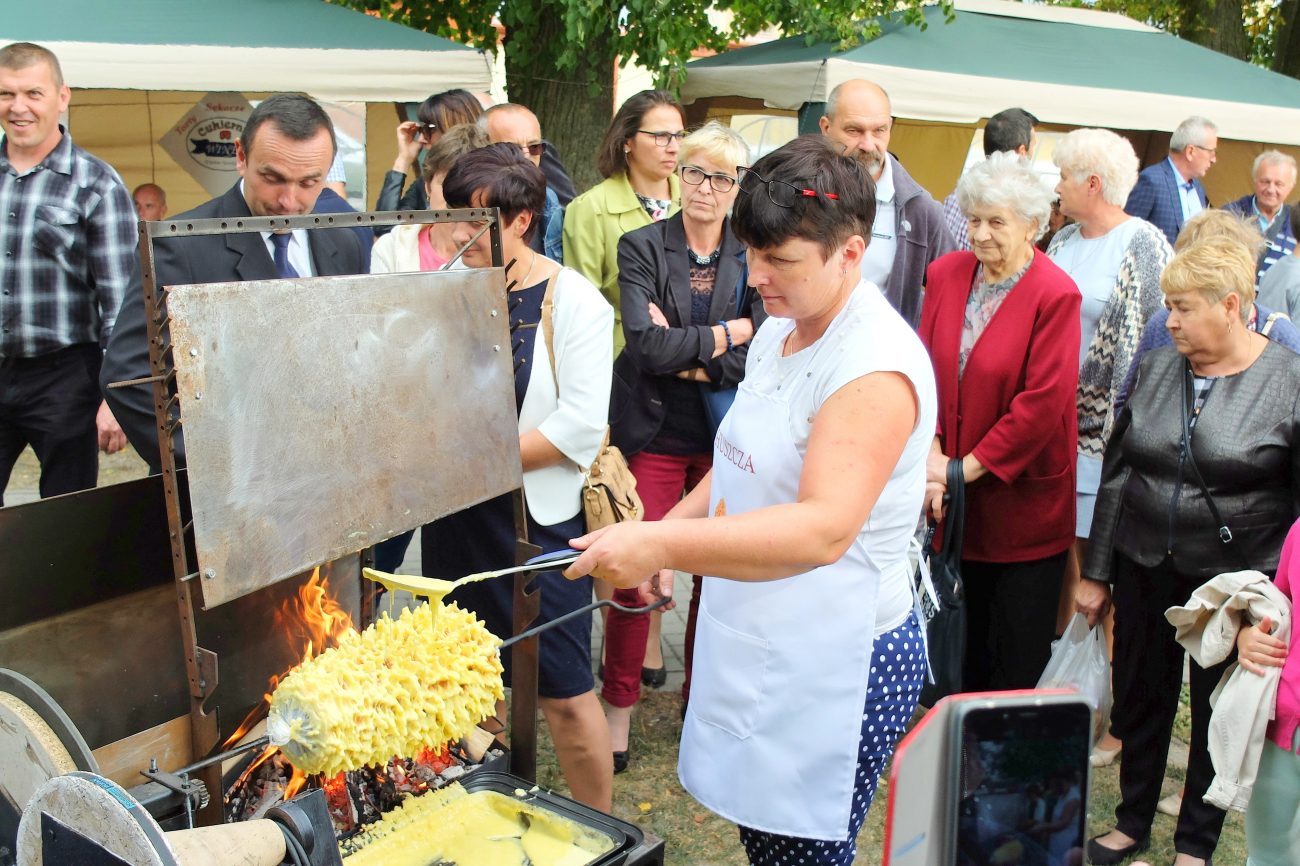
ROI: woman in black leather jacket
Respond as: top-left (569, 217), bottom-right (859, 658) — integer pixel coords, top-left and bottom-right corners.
top-left (1077, 235), bottom-right (1300, 866)
top-left (602, 122), bottom-right (760, 772)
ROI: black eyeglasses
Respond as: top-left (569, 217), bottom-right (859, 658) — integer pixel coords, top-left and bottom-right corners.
top-left (680, 165), bottom-right (738, 193)
top-left (736, 167), bottom-right (839, 208)
top-left (416, 123), bottom-right (438, 140)
top-left (637, 130), bottom-right (687, 147)
top-left (519, 141), bottom-right (546, 158)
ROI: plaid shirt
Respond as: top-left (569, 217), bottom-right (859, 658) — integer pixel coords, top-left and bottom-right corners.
top-left (0, 128), bottom-right (137, 358)
top-left (941, 188), bottom-right (970, 251)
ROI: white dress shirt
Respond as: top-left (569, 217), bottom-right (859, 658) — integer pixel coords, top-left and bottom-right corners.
top-left (238, 180), bottom-right (316, 277)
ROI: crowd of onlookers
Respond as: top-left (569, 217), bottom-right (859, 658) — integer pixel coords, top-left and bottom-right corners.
top-left (3, 34), bottom-right (1298, 866)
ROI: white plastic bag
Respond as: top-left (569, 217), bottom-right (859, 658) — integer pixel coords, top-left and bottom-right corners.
top-left (1037, 612), bottom-right (1113, 742)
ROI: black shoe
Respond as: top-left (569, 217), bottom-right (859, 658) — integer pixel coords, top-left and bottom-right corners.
top-left (1085, 834), bottom-right (1148, 865)
top-left (641, 666), bottom-right (667, 688)
top-left (613, 750), bottom-right (629, 774)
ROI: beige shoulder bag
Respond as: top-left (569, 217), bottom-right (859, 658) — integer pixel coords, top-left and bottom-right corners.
top-left (539, 273), bottom-right (643, 530)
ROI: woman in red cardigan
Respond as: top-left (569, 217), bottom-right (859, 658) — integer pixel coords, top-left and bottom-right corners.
top-left (919, 152), bottom-right (1082, 691)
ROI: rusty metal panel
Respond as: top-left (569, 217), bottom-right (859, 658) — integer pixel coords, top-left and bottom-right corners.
top-left (165, 269), bottom-right (520, 608)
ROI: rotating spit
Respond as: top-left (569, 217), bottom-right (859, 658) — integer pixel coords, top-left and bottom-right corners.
top-left (2, 207), bottom-right (665, 864)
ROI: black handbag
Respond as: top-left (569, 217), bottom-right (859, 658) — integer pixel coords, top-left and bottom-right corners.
top-left (917, 457), bottom-right (967, 707)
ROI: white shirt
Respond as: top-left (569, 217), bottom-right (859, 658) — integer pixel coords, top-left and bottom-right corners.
top-left (755, 281), bottom-right (935, 634)
top-left (1048, 218), bottom-right (1142, 368)
top-left (861, 157), bottom-right (898, 290)
top-left (237, 180), bottom-right (316, 277)
top-left (259, 229), bottom-right (315, 278)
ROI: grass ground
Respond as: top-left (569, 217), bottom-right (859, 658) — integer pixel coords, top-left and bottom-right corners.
top-left (534, 686), bottom-right (1247, 866)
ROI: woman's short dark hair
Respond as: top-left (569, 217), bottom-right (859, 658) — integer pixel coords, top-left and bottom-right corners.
top-left (595, 90), bottom-right (684, 179)
top-left (731, 135), bottom-right (875, 258)
top-left (442, 142), bottom-right (547, 242)
top-left (416, 89), bottom-right (483, 134)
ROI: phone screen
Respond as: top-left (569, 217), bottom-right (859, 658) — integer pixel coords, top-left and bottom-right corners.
top-left (953, 702), bottom-right (1090, 866)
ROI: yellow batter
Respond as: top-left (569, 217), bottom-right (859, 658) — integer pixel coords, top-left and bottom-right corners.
top-left (267, 600), bottom-right (504, 777)
top-left (342, 784), bottom-right (615, 866)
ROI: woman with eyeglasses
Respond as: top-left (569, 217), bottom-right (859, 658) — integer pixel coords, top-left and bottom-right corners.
top-left (425, 143), bottom-right (616, 812)
top-left (566, 135), bottom-right (936, 864)
top-left (374, 89), bottom-right (483, 219)
top-left (918, 152), bottom-right (1081, 693)
top-left (563, 89), bottom-right (686, 689)
top-left (563, 90), bottom-right (685, 354)
top-left (601, 121), bottom-right (760, 773)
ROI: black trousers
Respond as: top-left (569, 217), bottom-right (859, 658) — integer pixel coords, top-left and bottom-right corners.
top-left (1109, 553), bottom-right (1229, 859)
top-left (960, 551), bottom-right (1068, 691)
top-left (0, 344), bottom-right (101, 506)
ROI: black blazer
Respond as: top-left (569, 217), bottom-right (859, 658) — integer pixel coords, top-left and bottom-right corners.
top-left (1086, 342), bottom-right (1300, 583)
top-left (101, 184), bottom-right (368, 471)
top-left (609, 213), bottom-right (762, 455)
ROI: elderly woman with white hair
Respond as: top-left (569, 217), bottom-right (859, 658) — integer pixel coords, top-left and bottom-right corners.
top-left (1047, 127), bottom-right (1173, 765)
top-left (919, 151), bottom-right (1081, 691)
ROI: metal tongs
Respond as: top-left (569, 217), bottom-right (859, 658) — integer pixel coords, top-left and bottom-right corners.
top-left (363, 548), bottom-right (672, 643)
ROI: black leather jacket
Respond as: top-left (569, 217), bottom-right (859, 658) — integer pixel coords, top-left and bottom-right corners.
top-left (1086, 342), bottom-right (1300, 583)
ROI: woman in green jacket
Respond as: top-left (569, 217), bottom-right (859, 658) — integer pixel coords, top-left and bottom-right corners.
top-left (564, 90), bottom-right (684, 354)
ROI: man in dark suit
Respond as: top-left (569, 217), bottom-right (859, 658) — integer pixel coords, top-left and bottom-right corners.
top-left (101, 94), bottom-right (368, 471)
top-left (1124, 115), bottom-right (1216, 245)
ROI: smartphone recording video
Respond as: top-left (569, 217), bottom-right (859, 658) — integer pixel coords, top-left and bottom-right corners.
top-left (953, 702), bottom-right (1090, 866)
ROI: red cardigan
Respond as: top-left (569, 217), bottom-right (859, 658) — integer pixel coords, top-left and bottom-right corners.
top-left (919, 249), bottom-right (1081, 562)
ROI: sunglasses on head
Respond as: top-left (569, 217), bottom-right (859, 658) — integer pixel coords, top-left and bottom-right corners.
top-left (736, 167), bottom-right (839, 208)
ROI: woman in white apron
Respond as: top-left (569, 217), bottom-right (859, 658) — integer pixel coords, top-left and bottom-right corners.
top-left (567, 136), bottom-right (938, 864)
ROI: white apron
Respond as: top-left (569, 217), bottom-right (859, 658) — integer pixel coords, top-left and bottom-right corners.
top-left (678, 349), bottom-right (881, 841)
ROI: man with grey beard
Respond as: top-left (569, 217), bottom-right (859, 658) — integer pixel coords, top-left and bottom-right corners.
top-left (820, 79), bottom-right (955, 327)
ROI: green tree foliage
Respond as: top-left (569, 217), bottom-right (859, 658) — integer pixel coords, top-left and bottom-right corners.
top-left (332, 0), bottom-right (944, 191)
top-left (1058, 0), bottom-right (1290, 71)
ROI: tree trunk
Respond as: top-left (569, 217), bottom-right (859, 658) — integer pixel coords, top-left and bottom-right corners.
top-left (1273, 0), bottom-right (1300, 77)
top-left (1181, 0), bottom-right (1250, 60)
top-left (503, 2), bottom-right (618, 195)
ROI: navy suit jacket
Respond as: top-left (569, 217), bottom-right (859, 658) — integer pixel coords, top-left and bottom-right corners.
top-left (101, 184), bottom-right (369, 471)
top-left (1124, 159), bottom-right (1209, 245)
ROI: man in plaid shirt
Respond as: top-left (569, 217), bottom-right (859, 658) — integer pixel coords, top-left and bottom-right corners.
top-left (0, 42), bottom-right (135, 504)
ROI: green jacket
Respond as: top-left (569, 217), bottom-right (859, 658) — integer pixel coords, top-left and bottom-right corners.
top-left (562, 171), bottom-right (680, 354)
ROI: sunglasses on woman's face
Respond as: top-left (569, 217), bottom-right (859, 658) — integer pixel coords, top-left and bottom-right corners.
top-left (736, 166), bottom-right (839, 208)
top-left (416, 123), bottom-right (438, 140)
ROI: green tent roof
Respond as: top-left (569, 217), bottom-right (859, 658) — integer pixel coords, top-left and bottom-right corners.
top-left (10, 0), bottom-right (470, 52)
top-left (685, 0), bottom-right (1300, 143)
top-left (1, 0), bottom-right (490, 101)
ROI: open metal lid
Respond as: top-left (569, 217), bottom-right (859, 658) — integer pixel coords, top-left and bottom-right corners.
top-left (165, 268), bottom-right (521, 608)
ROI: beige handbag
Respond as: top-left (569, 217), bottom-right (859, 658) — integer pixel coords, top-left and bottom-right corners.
top-left (539, 273), bottom-right (643, 531)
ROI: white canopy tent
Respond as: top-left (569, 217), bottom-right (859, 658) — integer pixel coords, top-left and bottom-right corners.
top-left (683, 0), bottom-right (1300, 201)
top-left (3, 0), bottom-right (492, 211)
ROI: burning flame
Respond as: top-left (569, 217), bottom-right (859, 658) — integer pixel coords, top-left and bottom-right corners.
top-left (223, 568), bottom-right (357, 798)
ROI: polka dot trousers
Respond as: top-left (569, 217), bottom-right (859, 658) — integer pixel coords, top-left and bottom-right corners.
top-left (738, 611), bottom-right (926, 866)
